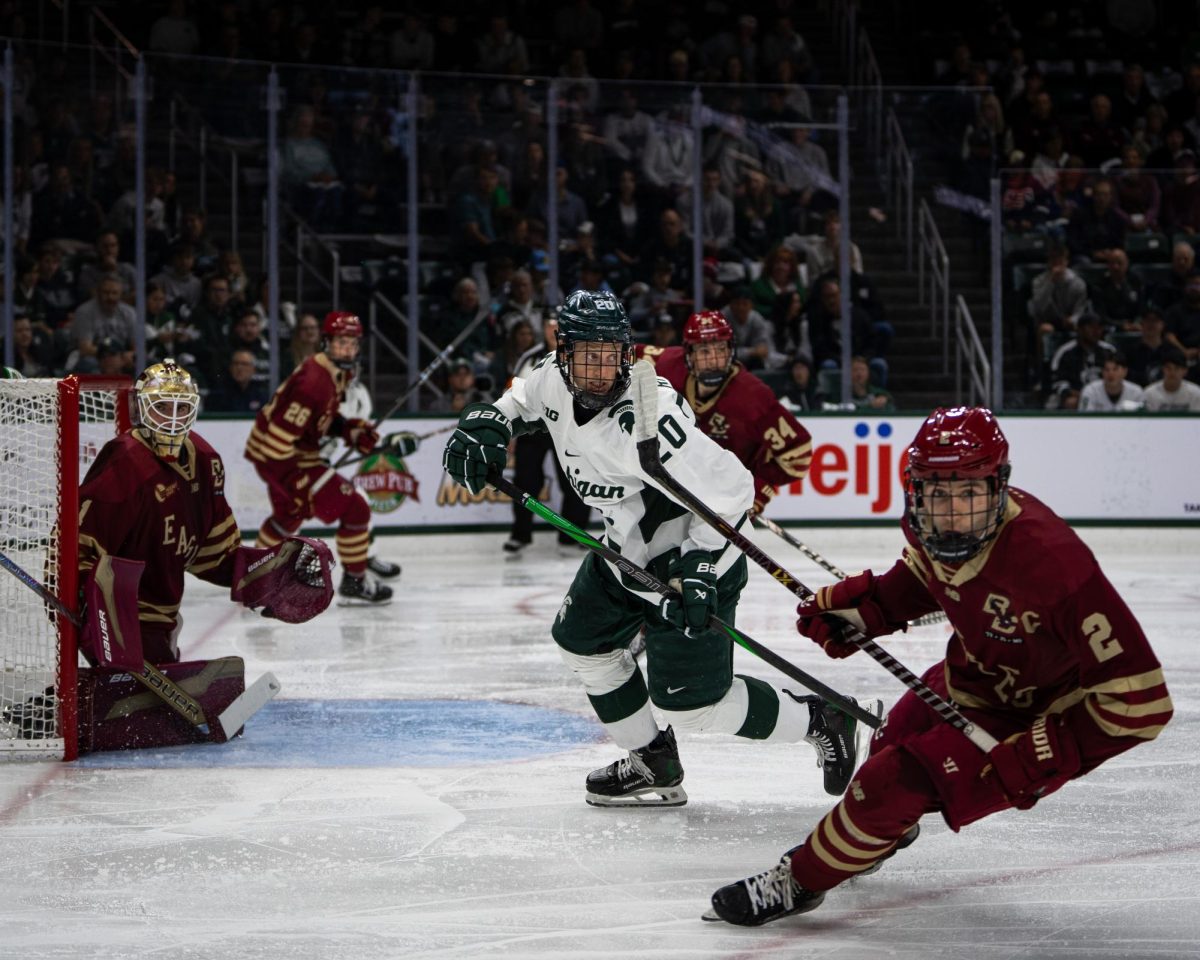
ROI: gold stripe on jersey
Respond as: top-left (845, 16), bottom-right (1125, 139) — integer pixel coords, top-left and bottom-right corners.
top-left (1092, 693), bottom-right (1174, 719)
top-left (943, 670), bottom-right (995, 711)
top-left (203, 514), bottom-right (237, 539)
top-left (192, 528), bottom-right (240, 561)
top-left (188, 554), bottom-right (231, 575)
top-left (902, 544), bottom-right (932, 582)
top-left (248, 427), bottom-right (294, 455)
top-left (808, 817), bottom-right (888, 874)
top-left (836, 802), bottom-right (889, 847)
top-left (266, 421), bottom-right (302, 444)
top-left (1042, 668), bottom-right (1169, 719)
top-left (1085, 696), bottom-right (1172, 739)
top-left (774, 441), bottom-right (813, 479)
top-left (246, 433), bottom-right (294, 462)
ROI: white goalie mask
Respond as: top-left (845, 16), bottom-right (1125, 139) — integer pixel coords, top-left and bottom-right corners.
top-left (134, 358), bottom-right (201, 461)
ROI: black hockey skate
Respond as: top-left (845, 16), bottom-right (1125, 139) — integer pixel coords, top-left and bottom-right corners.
top-left (704, 846), bottom-right (825, 925)
top-left (585, 726), bottom-right (687, 807)
top-left (337, 572), bottom-right (394, 606)
top-left (855, 823), bottom-right (921, 878)
top-left (502, 537), bottom-right (529, 558)
top-left (366, 556), bottom-right (402, 579)
top-left (792, 692), bottom-right (884, 796)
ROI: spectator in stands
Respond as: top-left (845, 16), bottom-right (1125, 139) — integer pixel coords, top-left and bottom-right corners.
top-left (626, 258), bottom-right (682, 334)
top-left (1079, 353), bottom-right (1145, 411)
top-left (390, 11), bottom-right (434, 70)
top-left (499, 319), bottom-right (537, 388)
top-left (1164, 274), bottom-right (1200, 368)
top-left (284, 312), bottom-right (322, 376)
top-left (1066, 178), bottom-right (1126, 265)
top-left (282, 106), bottom-right (342, 231)
top-left (770, 288), bottom-right (808, 361)
top-left (1052, 156), bottom-right (1091, 222)
top-left (106, 166), bottom-right (167, 255)
top-left (148, 0), bottom-right (200, 56)
top-left (750, 245), bottom-right (802, 319)
top-left (93, 335), bottom-right (133, 377)
top-left (1076, 95), bottom-right (1125, 169)
top-left (206, 349), bottom-right (269, 414)
top-left (1047, 312), bottom-right (1116, 410)
top-left (225, 310), bottom-right (271, 389)
top-left (779, 354), bottom-right (817, 411)
top-left (335, 108), bottom-right (388, 231)
top-left (769, 125), bottom-right (833, 223)
top-left (681, 165), bottom-right (735, 260)
top-left (1148, 241), bottom-right (1198, 312)
top-left (12, 256), bottom-right (47, 328)
top-left (497, 270), bottom-right (542, 334)
top-left (151, 242), bottom-right (201, 314)
top-left (1030, 243), bottom-right (1088, 334)
top-left (34, 242), bottom-right (75, 329)
top-left (446, 277), bottom-right (498, 371)
top-left (1114, 143), bottom-right (1161, 232)
top-left (1145, 124), bottom-right (1190, 173)
top-left (510, 140), bottom-right (548, 214)
top-left (962, 94), bottom-right (1013, 165)
top-left (848, 356), bottom-right (895, 411)
top-left (1162, 152), bottom-right (1200, 235)
top-left (602, 90), bottom-right (654, 169)
top-left (2, 164), bottom-right (32, 259)
top-left (75, 229), bottom-right (135, 304)
top-left (760, 14), bottom-right (812, 82)
top-left (453, 166), bottom-right (501, 267)
top-left (1012, 91), bottom-right (1058, 159)
top-left (340, 4), bottom-right (389, 69)
top-left (558, 49), bottom-right (600, 114)
top-left (1166, 64), bottom-right (1200, 128)
top-left (69, 276), bottom-right (137, 374)
top-left (186, 274), bottom-right (237, 384)
top-left (527, 164), bottom-right (589, 239)
top-left (1089, 248), bottom-right (1143, 330)
top-left (1001, 166), bottom-right (1059, 233)
top-left (553, 0), bottom-right (603, 54)
top-left (638, 208), bottom-right (692, 288)
top-left (798, 210), bottom-right (864, 278)
top-left (641, 104), bottom-right (694, 199)
top-left (215, 250), bottom-right (248, 310)
top-left (1113, 64), bottom-right (1157, 137)
top-left (724, 286), bottom-right (782, 371)
top-left (734, 168), bottom-right (786, 261)
top-left (144, 281), bottom-right (185, 366)
top-left (476, 14), bottom-right (529, 77)
top-left (807, 277), bottom-right (887, 385)
top-left (594, 167), bottom-right (652, 278)
top-left (5, 315), bottom-right (54, 377)
top-left (31, 163), bottom-right (97, 252)
top-left (1126, 308), bottom-right (1170, 386)
top-left (1143, 347), bottom-right (1200, 411)
top-left (438, 357), bottom-right (492, 414)
top-left (575, 258), bottom-right (614, 297)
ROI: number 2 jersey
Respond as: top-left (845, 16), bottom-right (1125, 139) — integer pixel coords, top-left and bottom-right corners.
top-left (637, 345), bottom-right (812, 508)
top-left (494, 354), bottom-right (754, 594)
top-left (872, 487), bottom-right (1172, 771)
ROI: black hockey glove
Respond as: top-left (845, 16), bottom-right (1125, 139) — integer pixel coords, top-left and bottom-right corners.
top-left (659, 550), bottom-right (718, 637)
top-left (383, 431), bottom-right (420, 457)
top-left (443, 403), bottom-right (511, 494)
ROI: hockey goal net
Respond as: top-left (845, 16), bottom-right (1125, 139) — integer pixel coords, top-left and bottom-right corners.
top-left (0, 377), bottom-right (130, 761)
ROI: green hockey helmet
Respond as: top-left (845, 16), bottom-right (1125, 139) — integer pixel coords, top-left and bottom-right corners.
top-left (554, 290), bottom-right (634, 410)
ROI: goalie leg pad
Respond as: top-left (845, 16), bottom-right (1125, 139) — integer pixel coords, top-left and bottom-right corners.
top-left (81, 556), bottom-right (146, 671)
top-left (77, 657), bottom-right (246, 753)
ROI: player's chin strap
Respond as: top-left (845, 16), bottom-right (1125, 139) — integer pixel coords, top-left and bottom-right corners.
top-left (751, 514), bottom-right (948, 628)
top-left (627, 360), bottom-right (999, 754)
top-left (485, 470), bottom-right (880, 730)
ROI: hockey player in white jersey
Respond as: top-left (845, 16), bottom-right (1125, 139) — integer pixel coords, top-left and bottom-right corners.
top-left (443, 289), bottom-right (879, 806)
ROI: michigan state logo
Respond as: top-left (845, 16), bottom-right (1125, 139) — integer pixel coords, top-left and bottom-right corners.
top-left (355, 450), bottom-right (420, 513)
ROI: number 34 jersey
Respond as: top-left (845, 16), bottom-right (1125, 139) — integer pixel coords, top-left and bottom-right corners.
top-left (879, 487), bottom-right (1172, 769)
top-left (494, 354), bottom-right (754, 588)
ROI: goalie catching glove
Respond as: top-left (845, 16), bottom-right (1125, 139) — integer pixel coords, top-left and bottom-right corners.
top-left (231, 536), bottom-right (334, 623)
top-left (795, 570), bottom-right (907, 658)
top-left (658, 550), bottom-right (718, 637)
top-left (442, 402), bottom-right (511, 494)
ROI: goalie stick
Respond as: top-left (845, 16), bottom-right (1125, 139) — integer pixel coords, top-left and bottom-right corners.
top-left (628, 360), bottom-right (999, 753)
top-left (0, 547), bottom-right (277, 741)
top-left (487, 471), bottom-right (881, 729)
top-left (751, 515), bottom-right (948, 628)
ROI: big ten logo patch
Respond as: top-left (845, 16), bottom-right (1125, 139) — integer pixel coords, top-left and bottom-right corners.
top-left (786, 422), bottom-right (904, 514)
top-left (355, 450), bottom-right (420, 514)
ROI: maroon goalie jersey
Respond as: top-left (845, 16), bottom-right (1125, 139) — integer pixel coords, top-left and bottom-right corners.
top-left (875, 488), bottom-right (1172, 772)
top-left (245, 353), bottom-right (349, 475)
top-left (78, 431), bottom-right (242, 634)
top-left (638, 345), bottom-right (812, 505)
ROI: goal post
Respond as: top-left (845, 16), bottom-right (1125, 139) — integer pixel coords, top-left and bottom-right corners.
top-left (0, 376), bottom-right (129, 761)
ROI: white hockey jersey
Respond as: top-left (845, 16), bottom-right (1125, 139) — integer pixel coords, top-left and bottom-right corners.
top-left (319, 377), bottom-right (373, 462)
top-left (494, 353), bottom-right (754, 596)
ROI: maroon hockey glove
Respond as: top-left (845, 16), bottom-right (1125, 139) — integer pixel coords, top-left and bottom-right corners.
top-left (981, 715), bottom-right (1081, 808)
top-left (342, 417), bottom-right (379, 454)
top-left (795, 570), bottom-right (896, 659)
top-left (750, 484), bottom-right (775, 517)
top-left (231, 536), bottom-right (334, 623)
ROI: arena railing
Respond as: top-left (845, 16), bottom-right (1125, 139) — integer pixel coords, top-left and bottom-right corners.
top-left (955, 295), bottom-right (991, 406)
top-left (917, 198), bottom-right (952, 375)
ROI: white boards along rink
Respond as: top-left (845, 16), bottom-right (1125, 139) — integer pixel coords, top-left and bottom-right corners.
top-left (193, 413), bottom-right (1200, 530)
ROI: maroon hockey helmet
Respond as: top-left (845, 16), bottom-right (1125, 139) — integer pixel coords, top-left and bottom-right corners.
top-left (683, 310), bottom-right (734, 387)
top-left (321, 311), bottom-right (363, 339)
top-left (904, 407), bottom-right (1012, 564)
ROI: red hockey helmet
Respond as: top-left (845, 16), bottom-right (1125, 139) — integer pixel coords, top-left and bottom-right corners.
top-left (322, 311), bottom-right (363, 339)
top-left (682, 310), bottom-right (734, 345)
top-left (904, 407), bottom-right (1011, 564)
top-left (683, 310), bottom-right (734, 387)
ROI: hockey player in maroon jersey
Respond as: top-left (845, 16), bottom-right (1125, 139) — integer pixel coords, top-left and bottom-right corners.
top-left (79, 359), bottom-right (334, 662)
top-left (245, 311), bottom-right (400, 605)
top-left (639, 311), bottom-right (812, 515)
top-left (707, 407), bottom-right (1174, 926)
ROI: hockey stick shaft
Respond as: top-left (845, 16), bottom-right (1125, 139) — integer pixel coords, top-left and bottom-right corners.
top-left (0, 548), bottom-right (210, 730)
top-left (629, 363), bottom-right (997, 752)
top-left (334, 423), bottom-right (455, 471)
top-left (488, 472), bottom-right (880, 728)
top-left (330, 311), bottom-right (493, 472)
top-left (752, 515), bottom-right (948, 627)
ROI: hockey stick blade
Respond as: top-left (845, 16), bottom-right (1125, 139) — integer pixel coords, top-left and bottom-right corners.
top-left (627, 363), bottom-right (998, 754)
top-left (217, 671), bottom-right (281, 741)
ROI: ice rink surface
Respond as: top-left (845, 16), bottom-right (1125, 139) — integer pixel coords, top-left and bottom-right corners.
top-left (3, 525), bottom-right (1198, 960)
